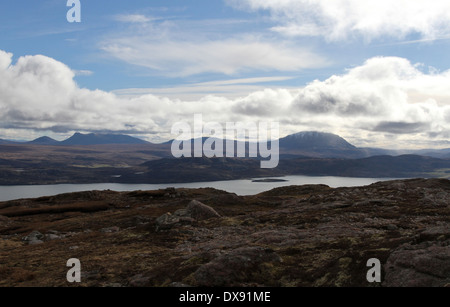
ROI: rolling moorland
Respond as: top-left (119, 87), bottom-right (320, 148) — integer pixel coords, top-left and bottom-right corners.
top-left (0, 178), bottom-right (448, 287)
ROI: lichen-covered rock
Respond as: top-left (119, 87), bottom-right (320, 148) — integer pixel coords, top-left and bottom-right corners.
top-left (155, 200), bottom-right (220, 231)
top-left (417, 226), bottom-right (450, 242)
top-left (22, 230), bottom-right (44, 245)
top-left (383, 240), bottom-right (450, 287)
top-left (155, 212), bottom-right (195, 231)
top-left (186, 200), bottom-right (221, 221)
top-left (0, 215), bottom-right (11, 226)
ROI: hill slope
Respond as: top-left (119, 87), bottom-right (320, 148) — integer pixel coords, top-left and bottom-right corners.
top-left (0, 139), bottom-right (17, 145)
top-left (278, 131), bottom-right (365, 158)
top-left (27, 136), bottom-right (59, 145)
top-left (280, 131), bottom-right (356, 150)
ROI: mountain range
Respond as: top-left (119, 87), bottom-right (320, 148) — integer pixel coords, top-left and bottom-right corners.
top-left (1, 131), bottom-right (449, 185)
top-left (19, 132), bottom-right (149, 146)
top-left (1, 131), bottom-right (449, 159)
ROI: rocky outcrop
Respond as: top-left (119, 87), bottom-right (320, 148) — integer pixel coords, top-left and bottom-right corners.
top-left (22, 231), bottom-right (44, 245)
top-left (185, 200), bottom-right (221, 221)
top-left (155, 213), bottom-right (195, 232)
top-left (0, 215), bottom-right (10, 227)
top-left (383, 226), bottom-right (450, 287)
top-left (155, 200), bottom-right (220, 231)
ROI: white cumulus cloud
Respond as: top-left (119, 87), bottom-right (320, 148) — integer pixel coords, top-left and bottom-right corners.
top-left (291, 56), bottom-right (450, 147)
top-left (1, 50), bottom-right (450, 148)
top-left (227, 0), bottom-right (450, 41)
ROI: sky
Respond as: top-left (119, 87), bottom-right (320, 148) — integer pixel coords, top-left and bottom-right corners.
top-left (1, 0), bottom-right (450, 148)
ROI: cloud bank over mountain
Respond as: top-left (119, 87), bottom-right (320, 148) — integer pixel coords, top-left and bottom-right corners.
top-left (1, 49), bottom-right (450, 148)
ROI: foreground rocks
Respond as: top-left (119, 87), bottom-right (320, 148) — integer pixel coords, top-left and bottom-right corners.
top-left (155, 200), bottom-right (221, 231)
top-left (22, 231), bottom-right (44, 245)
top-left (383, 226), bottom-right (450, 287)
top-left (0, 179), bottom-right (449, 287)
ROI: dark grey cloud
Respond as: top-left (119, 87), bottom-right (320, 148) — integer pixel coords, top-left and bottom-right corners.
top-left (296, 92), bottom-right (338, 114)
top-left (298, 94), bottom-right (381, 116)
top-left (427, 131), bottom-right (450, 139)
top-left (372, 121), bottom-right (429, 134)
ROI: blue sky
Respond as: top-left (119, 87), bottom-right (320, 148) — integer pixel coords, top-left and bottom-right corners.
top-left (1, 0), bottom-right (450, 148)
top-left (3, 0), bottom-right (449, 92)
top-left (2, 0), bottom-right (288, 91)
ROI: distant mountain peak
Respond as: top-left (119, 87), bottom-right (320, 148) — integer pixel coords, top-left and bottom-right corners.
top-left (278, 131), bottom-right (360, 158)
top-left (60, 132), bottom-right (149, 145)
top-left (281, 131), bottom-right (356, 148)
top-left (290, 131), bottom-right (335, 137)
